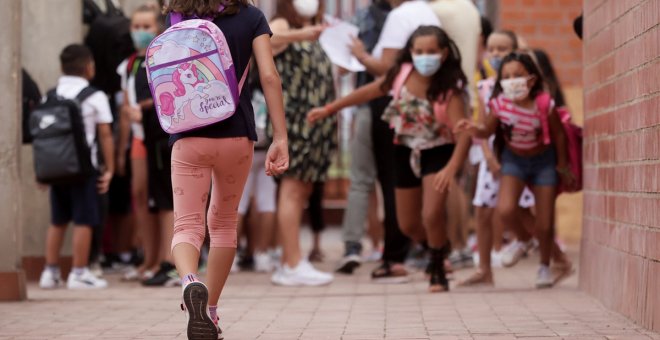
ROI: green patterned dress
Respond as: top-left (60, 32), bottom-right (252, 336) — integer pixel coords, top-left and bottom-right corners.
top-left (274, 40), bottom-right (337, 182)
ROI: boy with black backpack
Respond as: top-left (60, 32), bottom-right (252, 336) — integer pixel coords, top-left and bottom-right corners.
top-left (36, 44), bottom-right (115, 290)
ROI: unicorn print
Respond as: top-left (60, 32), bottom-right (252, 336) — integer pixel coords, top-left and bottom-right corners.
top-left (159, 62), bottom-right (205, 121)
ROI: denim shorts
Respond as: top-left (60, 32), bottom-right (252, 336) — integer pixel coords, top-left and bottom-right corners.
top-left (501, 147), bottom-right (558, 186)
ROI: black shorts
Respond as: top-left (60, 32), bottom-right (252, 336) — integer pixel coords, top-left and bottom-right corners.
top-left (147, 139), bottom-right (174, 211)
top-left (50, 175), bottom-right (100, 226)
top-left (394, 144), bottom-right (455, 188)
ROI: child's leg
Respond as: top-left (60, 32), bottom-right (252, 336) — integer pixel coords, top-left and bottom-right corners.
top-left (308, 182), bottom-right (325, 257)
top-left (367, 188), bottom-right (383, 250)
top-left (253, 166), bottom-right (277, 253)
top-left (395, 187), bottom-right (425, 242)
top-left (131, 156), bottom-right (158, 272)
top-left (496, 176), bottom-right (527, 243)
top-left (205, 138), bottom-right (253, 305)
top-left (531, 185), bottom-right (557, 267)
top-left (45, 225), bottom-right (67, 266)
top-left (170, 139), bottom-right (214, 279)
top-left (278, 178), bottom-right (313, 267)
top-left (158, 210), bottom-right (175, 264)
top-left (71, 226), bottom-right (93, 268)
top-left (476, 206), bottom-right (494, 274)
top-left (421, 176), bottom-right (448, 248)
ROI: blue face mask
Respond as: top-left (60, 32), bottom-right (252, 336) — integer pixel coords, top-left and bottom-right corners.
top-left (489, 56), bottom-right (503, 71)
top-left (131, 30), bottom-right (156, 50)
top-left (412, 54), bottom-right (442, 77)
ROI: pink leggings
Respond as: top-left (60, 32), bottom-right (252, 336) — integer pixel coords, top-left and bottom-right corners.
top-left (171, 137), bottom-right (253, 251)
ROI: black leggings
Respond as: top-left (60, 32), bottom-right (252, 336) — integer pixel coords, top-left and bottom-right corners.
top-left (308, 181), bottom-right (325, 233)
top-left (370, 96), bottom-right (411, 264)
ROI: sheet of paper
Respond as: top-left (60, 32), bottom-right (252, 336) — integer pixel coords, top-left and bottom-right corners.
top-left (319, 21), bottom-right (366, 72)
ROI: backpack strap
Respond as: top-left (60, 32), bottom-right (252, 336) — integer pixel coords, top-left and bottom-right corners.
top-left (392, 63), bottom-right (414, 101)
top-left (170, 4), bottom-right (226, 25)
top-left (75, 86), bottom-right (100, 104)
top-left (535, 92), bottom-right (552, 145)
top-left (433, 91), bottom-right (453, 128)
top-left (126, 53), bottom-right (139, 76)
top-left (238, 58), bottom-right (252, 95)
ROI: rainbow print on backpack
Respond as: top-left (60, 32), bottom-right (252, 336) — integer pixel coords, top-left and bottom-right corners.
top-left (146, 13), bottom-right (248, 134)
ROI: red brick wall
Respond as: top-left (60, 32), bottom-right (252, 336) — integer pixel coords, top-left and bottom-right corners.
top-left (499, 0), bottom-right (583, 86)
top-left (581, 0), bottom-right (660, 332)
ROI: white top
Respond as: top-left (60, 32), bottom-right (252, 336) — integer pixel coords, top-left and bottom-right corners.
top-left (56, 76), bottom-right (114, 168)
top-left (372, 0), bottom-right (442, 58)
top-left (117, 58), bottom-right (145, 141)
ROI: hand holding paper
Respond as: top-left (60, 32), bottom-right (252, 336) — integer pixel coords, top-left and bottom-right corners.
top-left (319, 21), bottom-right (366, 72)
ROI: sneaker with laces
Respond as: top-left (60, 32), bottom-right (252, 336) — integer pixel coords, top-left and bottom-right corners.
top-left (536, 265), bottom-right (554, 288)
top-left (39, 269), bottom-right (63, 289)
top-left (271, 260), bottom-right (333, 286)
top-left (182, 282), bottom-right (218, 340)
top-left (501, 240), bottom-right (533, 268)
top-left (67, 268), bottom-right (108, 290)
top-left (336, 242), bottom-right (362, 274)
top-left (254, 252), bottom-right (274, 273)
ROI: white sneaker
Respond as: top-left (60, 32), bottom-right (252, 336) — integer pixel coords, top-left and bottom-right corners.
top-left (491, 250), bottom-right (503, 268)
top-left (67, 268), bottom-right (108, 290)
top-left (536, 265), bottom-right (553, 289)
top-left (182, 282), bottom-right (218, 340)
top-left (39, 269), bottom-right (63, 289)
top-left (122, 266), bottom-right (140, 281)
top-left (271, 260), bottom-right (333, 286)
top-left (364, 249), bottom-right (382, 263)
top-left (89, 262), bottom-right (104, 278)
top-left (501, 240), bottom-right (533, 268)
top-left (254, 252), bottom-right (274, 273)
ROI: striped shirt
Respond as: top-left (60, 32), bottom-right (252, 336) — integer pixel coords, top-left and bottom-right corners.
top-left (489, 94), bottom-right (554, 150)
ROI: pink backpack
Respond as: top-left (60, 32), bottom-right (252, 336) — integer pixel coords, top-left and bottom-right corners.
top-left (146, 11), bottom-right (248, 134)
top-left (537, 93), bottom-right (583, 193)
top-left (391, 63), bottom-right (453, 131)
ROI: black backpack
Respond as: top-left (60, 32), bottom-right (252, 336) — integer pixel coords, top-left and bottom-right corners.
top-left (84, 0), bottom-right (135, 95)
top-left (30, 87), bottom-right (98, 184)
top-left (22, 69), bottom-right (42, 144)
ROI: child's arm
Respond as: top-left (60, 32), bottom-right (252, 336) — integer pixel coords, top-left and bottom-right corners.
top-left (116, 91), bottom-right (131, 177)
top-left (270, 18), bottom-right (324, 56)
top-left (97, 123), bottom-right (115, 194)
top-left (454, 114), bottom-right (498, 139)
top-left (433, 94), bottom-right (471, 192)
top-left (307, 78), bottom-right (389, 123)
top-left (548, 109), bottom-right (573, 186)
top-left (253, 33), bottom-right (289, 177)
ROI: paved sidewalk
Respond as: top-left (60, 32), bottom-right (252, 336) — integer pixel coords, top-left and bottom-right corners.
top-left (2, 230), bottom-right (658, 340)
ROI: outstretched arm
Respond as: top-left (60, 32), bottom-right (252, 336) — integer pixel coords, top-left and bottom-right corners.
top-left (307, 77), bottom-right (388, 123)
top-left (433, 95), bottom-right (471, 192)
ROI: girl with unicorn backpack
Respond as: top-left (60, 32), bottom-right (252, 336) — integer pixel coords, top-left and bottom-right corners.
top-left (308, 26), bottom-right (472, 293)
top-left (146, 0), bottom-right (289, 338)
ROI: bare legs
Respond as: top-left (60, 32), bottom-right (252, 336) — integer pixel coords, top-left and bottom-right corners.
top-left (277, 178), bottom-right (313, 268)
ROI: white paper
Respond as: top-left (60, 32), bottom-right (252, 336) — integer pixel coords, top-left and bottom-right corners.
top-left (319, 21), bottom-right (366, 72)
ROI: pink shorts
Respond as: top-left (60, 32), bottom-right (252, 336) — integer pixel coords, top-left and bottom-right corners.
top-left (130, 138), bottom-right (147, 160)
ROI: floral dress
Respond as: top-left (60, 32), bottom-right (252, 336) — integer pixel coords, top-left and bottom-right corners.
top-left (272, 40), bottom-right (337, 182)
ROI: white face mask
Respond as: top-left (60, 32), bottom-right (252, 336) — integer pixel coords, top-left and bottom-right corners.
top-left (500, 77), bottom-right (531, 101)
top-left (293, 0), bottom-right (320, 19)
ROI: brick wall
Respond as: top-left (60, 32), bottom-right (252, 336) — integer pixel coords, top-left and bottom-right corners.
top-left (581, 0), bottom-right (660, 332)
top-left (499, 0), bottom-right (583, 86)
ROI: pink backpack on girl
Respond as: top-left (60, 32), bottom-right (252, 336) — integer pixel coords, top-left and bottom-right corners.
top-left (146, 11), bottom-right (249, 134)
top-left (537, 93), bottom-right (583, 193)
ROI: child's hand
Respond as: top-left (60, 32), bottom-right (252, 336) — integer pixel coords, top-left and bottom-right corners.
top-left (307, 107), bottom-right (333, 124)
top-left (350, 36), bottom-right (367, 61)
top-left (433, 168), bottom-right (454, 193)
top-left (265, 138), bottom-right (289, 177)
top-left (97, 171), bottom-right (113, 194)
top-left (486, 156), bottom-right (501, 178)
top-left (557, 166), bottom-right (576, 190)
top-left (129, 106), bottom-right (142, 123)
top-left (453, 119), bottom-right (476, 134)
top-left (301, 25), bottom-right (325, 41)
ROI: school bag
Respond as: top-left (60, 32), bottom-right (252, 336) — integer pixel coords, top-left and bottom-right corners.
top-left (29, 87), bottom-right (98, 184)
top-left (146, 10), bottom-right (250, 134)
top-left (537, 93), bottom-right (583, 193)
top-left (22, 69), bottom-right (42, 144)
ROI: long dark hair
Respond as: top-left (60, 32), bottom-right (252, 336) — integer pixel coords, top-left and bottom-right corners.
top-left (166, 0), bottom-right (251, 17)
top-left (490, 52), bottom-right (545, 102)
top-left (382, 26), bottom-right (467, 102)
top-left (273, 0), bottom-right (325, 29)
top-left (532, 49), bottom-right (566, 107)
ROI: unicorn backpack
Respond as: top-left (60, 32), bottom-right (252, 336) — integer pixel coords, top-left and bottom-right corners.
top-left (146, 10), bottom-right (248, 134)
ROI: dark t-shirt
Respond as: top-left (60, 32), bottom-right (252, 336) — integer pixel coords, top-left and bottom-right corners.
top-left (168, 5), bottom-right (272, 147)
top-left (135, 57), bottom-right (169, 145)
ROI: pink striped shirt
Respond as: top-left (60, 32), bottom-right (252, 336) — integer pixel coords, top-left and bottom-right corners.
top-left (488, 94), bottom-right (554, 150)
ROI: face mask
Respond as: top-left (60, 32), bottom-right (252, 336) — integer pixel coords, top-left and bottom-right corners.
top-left (131, 30), bottom-right (156, 50)
top-left (293, 0), bottom-right (320, 19)
top-left (412, 54), bottom-right (442, 77)
top-left (500, 77), bottom-right (531, 101)
top-left (489, 57), bottom-right (502, 71)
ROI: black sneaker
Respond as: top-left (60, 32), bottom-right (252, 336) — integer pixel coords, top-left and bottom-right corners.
top-left (336, 242), bottom-right (362, 274)
top-left (182, 282), bottom-right (218, 340)
top-left (142, 262), bottom-right (180, 287)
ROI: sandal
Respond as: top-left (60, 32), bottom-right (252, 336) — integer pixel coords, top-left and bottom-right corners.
top-left (457, 270), bottom-right (494, 287)
top-left (371, 262), bottom-right (410, 284)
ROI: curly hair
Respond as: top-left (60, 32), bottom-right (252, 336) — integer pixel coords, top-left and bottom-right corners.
top-left (166, 0), bottom-right (252, 17)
